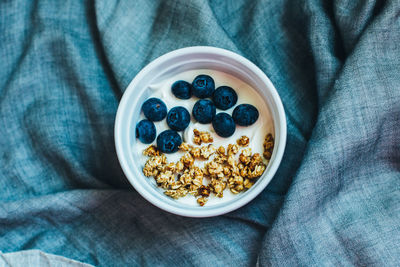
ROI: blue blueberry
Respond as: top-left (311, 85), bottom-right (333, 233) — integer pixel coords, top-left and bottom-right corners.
top-left (192, 99), bottom-right (216, 124)
top-left (167, 106), bottom-right (190, 131)
top-left (192, 75), bottom-right (215, 98)
top-left (212, 113), bottom-right (236, 137)
top-left (212, 86), bottom-right (238, 110)
top-left (142, 98), bottom-right (167, 121)
top-left (156, 130), bottom-right (182, 153)
top-left (232, 104), bottom-right (259, 126)
top-left (136, 119), bottom-right (156, 144)
top-left (171, 80), bottom-right (192, 99)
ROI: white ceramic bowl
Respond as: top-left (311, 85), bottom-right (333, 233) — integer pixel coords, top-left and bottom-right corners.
top-left (115, 46), bottom-right (286, 217)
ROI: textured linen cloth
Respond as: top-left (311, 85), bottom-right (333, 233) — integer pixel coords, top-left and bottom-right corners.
top-left (1, 0), bottom-right (399, 266)
top-left (0, 250), bottom-right (93, 267)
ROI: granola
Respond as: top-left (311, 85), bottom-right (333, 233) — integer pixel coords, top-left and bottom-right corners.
top-left (237, 136), bottom-right (250, 147)
top-left (197, 197), bottom-right (208, 206)
top-left (200, 144), bottom-right (216, 159)
top-left (143, 145), bottom-right (159, 157)
top-left (193, 129), bottom-right (213, 145)
top-left (263, 133), bottom-right (274, 160)
top-left (179, 142), bottom-right (192, 152)
top-left (142, 133), bottom-right (273, 206)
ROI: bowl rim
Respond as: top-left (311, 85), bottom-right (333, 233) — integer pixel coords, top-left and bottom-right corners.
top-left (115, 46), bottom-right (287, 217)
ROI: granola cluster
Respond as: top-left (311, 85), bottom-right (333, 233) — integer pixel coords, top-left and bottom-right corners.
top-left (236, 135), bottom-right (249, 147)
top-left (142, 130), bottom-right (275, 206)
top-left (193, 129), bottom-right (213, 145)
top-left (263, 133), bottom-right (274, 160)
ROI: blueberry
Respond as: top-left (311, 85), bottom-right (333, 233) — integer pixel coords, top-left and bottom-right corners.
top-left (212, 86), bottom-right (238, 110)
top-left (142, 98), bottom-right (167, 121)
top-left (192, 75), bottom-right (215, 98)
top-left (232, 104), bottom-right (259, 126)
top-left (192, 99), bottom-right (216, 124)
top-left (171, 80), bottom-right (192, 99)
top-left (212, 113), bottom-right (236, 137)
top-left (156, 130), bottom-right (182, 153)
top-left (167, 106), bottom-right (190, 131)
top-left (136, 119), bottom-right (156, 144)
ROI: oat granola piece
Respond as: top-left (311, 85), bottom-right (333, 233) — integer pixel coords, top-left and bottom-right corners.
top-left (179, 142), bottom-right (192, 152)
top-left (238, 163), bottom-right (245, 170)
top-left (164, 190), bottom-right (179, 199)
top-left (233, 175), bottom-right (244, 185)
top-left (181, 152), bottom-right (194, 167)
top-left (191, 166), bottom-right (204, 181)
top-left (156, 170), bottom-right (173, 184)
top-left (143, 145), bottom-right (159, 157)
top-left (175, 160), bottom-right (184, 173)
top-left (198, 185), bottom-right (211, 197)
top-left (143, 155), bottom-right (166, 177)
top-left (179, 174), bottom-right (191, 186)
top-left (164, 187), bottom-right (188, 199)
top-left (240, 166), bottom-right (249, 177)
top-left (228, 175), bottom-right (246, 194)
top-left (193, 129), bottom-right (202, 145)
top-left (193, 135), bottom-right (202, 145)
top-left (197, 197), bottom-right (208, 206)
top-left (223, 166), bottom-right (231, 176)
top-left (249, 153), bottom-right (263, 170)
top-left (163, 162), bottom-right (176, 173)
top-left (230, 165), bottom-right (240, 176)
top-left (210, 178), bottom-right (226, 198)
top-left (242, 148), bottom-right (252, 157)
top-left (145, 154), bottom-right (166, 166)
top-left (244, 178), bottom-right (254, 189)
top-left (143, 164), bottom-right (158, 177)
top-left (230, 187), bottom-right (241, 194)
top-left (237, 136), bottom-right (250, 147)
top-left (239, 153), bottom-right (250, 165)
top-left (161, 154), bottom-right (167, 164)
top-left (263, 150), bottom-right (272, 160)
top-left (189, 184), bottom-right (201, 196)
top-left (190, 146), bottom-right (201, 158)
top-left (170, 181), bottom-right (182, 190)
top-left (201, 166), bottom-right (209, 176)
top-left (234, 184), bottom-right (244, 192)
top-left (200, 131), bottom-right (213, 144)
top-left (191, 171), bottom-right (203, 188)
top-left (193, 129), bottom-right (213, 145)
top-left (156, 164), bottom-right (165, 171)
top-left (227, 154), bottom-right (236, 167)
top-left (200, 144), bottom-right (216, 159)
top-left (263, 133), bottom-right (274, 160)
top-left (247, 163), bottom-right (266, 179)
top-left (214, 153), bottom-right (227, 164)
top-left (264, 133), bottom-right (274, 144)
top-left (206, 161), bottom-right (224, 178)
top-left (217, 146), bottom-right (225, 155)
top-left (177, 187), bottom-right (189, 197)
top-left (157, 169), bottom-right (176, 189)
top-left (189, 168), bottom-right (204, 196)
top-left (227, 144), bottom-right (239, 155)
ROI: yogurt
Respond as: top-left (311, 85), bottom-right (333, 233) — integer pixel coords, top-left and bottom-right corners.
top-left (135, 69), bottom-right (274, 206)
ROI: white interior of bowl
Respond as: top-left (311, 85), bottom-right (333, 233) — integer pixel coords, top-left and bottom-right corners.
top-left (115, 46), bottom-right (286, 217)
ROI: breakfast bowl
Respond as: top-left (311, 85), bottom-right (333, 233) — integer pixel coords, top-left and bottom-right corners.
top-left (114, 46), bottom-right (286, 217)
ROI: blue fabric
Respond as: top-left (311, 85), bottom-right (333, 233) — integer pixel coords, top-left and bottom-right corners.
top-left (1, 0), bottom-right (399, 266)
top-left (1, 250), bottom-right (93, 267)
